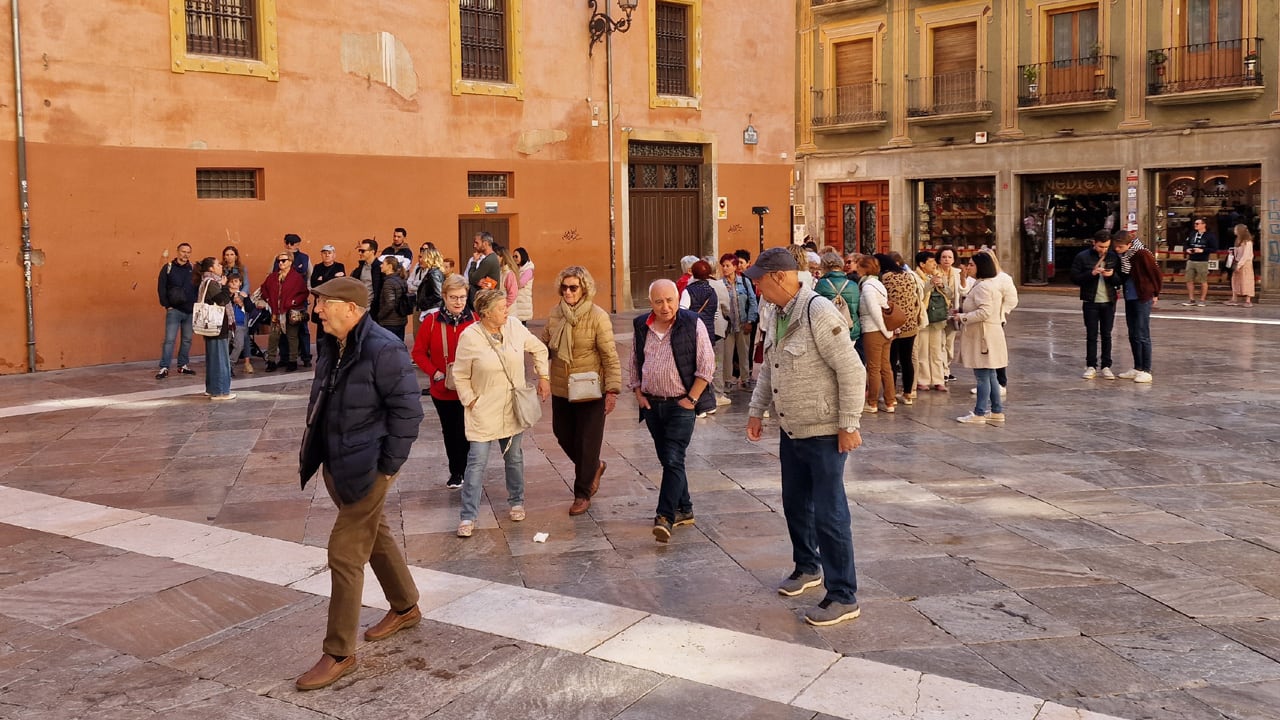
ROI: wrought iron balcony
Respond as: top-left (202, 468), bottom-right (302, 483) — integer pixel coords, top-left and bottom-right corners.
top-left (811, 82), bottom-right (887, 128)
top-left (1147, 37), bottom-right (1263, 95)
top-left (906, 70), bottom-right (992, 118)
top-left (1017, 55), bottom-right (1117, 107)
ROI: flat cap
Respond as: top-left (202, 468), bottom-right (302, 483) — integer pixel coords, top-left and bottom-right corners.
top-left (311, 276), bottom-right (369, 309)
top-left (742, 246), bottom-right (798, 281)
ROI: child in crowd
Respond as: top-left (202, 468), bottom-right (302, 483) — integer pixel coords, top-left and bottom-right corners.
top-left (227, 272), bottom-right (252, 375)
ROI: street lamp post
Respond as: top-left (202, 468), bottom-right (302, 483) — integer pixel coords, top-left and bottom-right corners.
top-left (588, 0), bottom-right (637, 313)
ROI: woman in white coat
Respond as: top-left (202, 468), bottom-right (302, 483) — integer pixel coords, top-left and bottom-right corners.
top-left (452, 289), bottom-right (550, 537)
top-left (953, 252), bottom-right (1008, 426)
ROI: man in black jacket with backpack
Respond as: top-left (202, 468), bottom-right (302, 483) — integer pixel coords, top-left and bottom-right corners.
top-left (155, 242), bottom-right (198, 379)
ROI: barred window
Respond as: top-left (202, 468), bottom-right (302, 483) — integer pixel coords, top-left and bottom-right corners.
top-left (468, 172), bottom-right (512, 197)
top-left (655, 2), bottom-right (689, 96)
top-left (196, 169), bottom-right (261, 199)
top-left (185, 0), bottom-right (258, 60)
top-left (460, 0), bottom-right (508, 82)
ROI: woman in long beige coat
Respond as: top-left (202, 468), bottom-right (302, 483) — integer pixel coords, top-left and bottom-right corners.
top-left (1228, 224), bottom-right (1255, 307)
top-left (452, 289), bottom-right (550, 537)
top-left (953, 252), bottom-right (1008, 426)
top-left (541, 266), bottom-right (621, 516)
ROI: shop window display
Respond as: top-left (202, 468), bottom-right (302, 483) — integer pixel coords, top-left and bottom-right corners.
top-left (1152, 165), bottom-right (1260, 292)
top-left (1021, 173), bottom-right (1120, 285)
top-left (914, 178), bottom-right (996, 260)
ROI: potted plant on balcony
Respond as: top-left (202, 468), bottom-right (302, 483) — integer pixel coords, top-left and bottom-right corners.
top-left (1148, 50), bottom-right (1168, 71)
top-left (1023, 65), bottom-right (1039, 97)
top-left (1244, 50), bottom-right (1259, 81)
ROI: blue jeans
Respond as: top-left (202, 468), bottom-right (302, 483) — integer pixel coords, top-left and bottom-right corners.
top-left (1124, 299), bottom-right (1152, 372)
top-left (460, 434), bottom-right (525, 522)
top-left (974, 368), bottom-right (1003, 415)
top-left (642, 398), bottom-right (696, 522)
top-left (1081, 301), bottom-right (1115, 369)
top-left (779, 433), bottom-right (858, 605)
top-left (160, 308), bottom-right (193, 368)
top-left (204, 336), bottom-right (231, 396)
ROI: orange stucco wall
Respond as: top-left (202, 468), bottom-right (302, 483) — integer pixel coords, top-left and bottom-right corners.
top-left (0, 1), bottom-right (795, 371)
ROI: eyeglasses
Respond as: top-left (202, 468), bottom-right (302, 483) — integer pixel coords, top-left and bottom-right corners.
top-left (560, 284), bottom-right (582, 293)
top-left (445, 294), bottom-right (468, 302)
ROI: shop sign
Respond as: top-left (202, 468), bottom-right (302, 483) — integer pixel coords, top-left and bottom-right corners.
top-left (1037, 174), bottom-right (1120, 194)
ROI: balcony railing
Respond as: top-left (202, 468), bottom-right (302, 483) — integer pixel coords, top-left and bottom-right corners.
top-left (811, 82), bottom-right (887, 127)
top-left (1017, 56), bottom-right (1116, 107)
top-left (906, 70), bottom-right (991, 117)
top-left (1147, 37), bottom-right (1263, 95)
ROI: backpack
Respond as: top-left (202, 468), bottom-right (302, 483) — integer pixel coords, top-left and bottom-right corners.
top-left (926, 288), bottom-right (948, 324)
top-left (394, 283), bottom-right (415, 317)
top-left (827, 279), bottom-right (853, 330)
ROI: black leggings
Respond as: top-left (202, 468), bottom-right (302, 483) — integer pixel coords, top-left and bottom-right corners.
top-left (890, 335), bottom-right (917, 393)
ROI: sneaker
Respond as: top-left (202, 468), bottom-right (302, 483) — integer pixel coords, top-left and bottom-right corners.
top-left (1117, 369), bottom-right (1139, 380)
top-left (706, 407), bottom-right (718, 415)
top-left (445, 475), bottom-right (463, 490)
top-left (956, 412), bottom-right (987, 425)
top-left (804, 599), bottom-right (861, 627)
top-left (883, 405), bottom-right (895, 414)
top-left (863, 404), bottom-right (878, 414)
top-left (1196, 301), bottom-right (1207, 307)
top-left (653, 515), bottom-right (673, 543)
top-left (211, 394), bottom-right (237, 401)
top-left (716, 395), bottom-right (732, 407)
top-left (1101, 367), bottom-right (1116, 380)
top-left (673, 510), bottom-right (696, 527)
top-left (970, 387), bottom-right (978, 395)
top-left (1134, 371), bottom-right (1153, 384)
top-left (1000, 385), bottom-right (1008, 398)
top-left (778, 570), bottom-right (824, 597)
top-left (986, 412), bottom-right (1006, 425)
top-left (901, 395), bottom-right (914, 406)
top-left (1082, 367), bottom-right (1097, 379)
top-left (509, 505), bottom-right (526, 522)
top-left (1179, 301), bottom-right (1196, 306)
top-left (696, 411), bottom-right (709, 419)
top-left (178, 365), bottom-right (195, 376)
top-left (155, 367), bottom-right (169, 379)
top-left (944, 374), bottom-right (957, 382)
top-left (457, 520), bottom-right (474, 538)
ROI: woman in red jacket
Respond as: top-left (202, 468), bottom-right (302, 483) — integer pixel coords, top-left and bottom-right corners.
top-left (411, 274), bottom-right (476, 489)
top-left (258, 252), bottom-right (309, 372)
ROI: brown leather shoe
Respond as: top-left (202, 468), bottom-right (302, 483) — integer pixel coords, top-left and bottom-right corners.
top-left (588, 461), bottom-right (606, 497)
top-left (296, 654), bottom-right (357, 691)
top-left (363, 605), bottom-right (421, 642)
top-left (569, 497), bottom-right (591, 516)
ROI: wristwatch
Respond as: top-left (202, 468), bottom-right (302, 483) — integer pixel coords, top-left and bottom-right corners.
top-left (841, 426), bottom-right (858, 434)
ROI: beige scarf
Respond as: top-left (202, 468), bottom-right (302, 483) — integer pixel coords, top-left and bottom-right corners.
top-left (552, 298), bottom-right (593, 364)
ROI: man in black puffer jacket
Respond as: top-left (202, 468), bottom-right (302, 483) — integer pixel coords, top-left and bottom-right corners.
top-left (296, 276), bottom-right (424, 691)
top-left (155, 242), bottom-right (198, 379)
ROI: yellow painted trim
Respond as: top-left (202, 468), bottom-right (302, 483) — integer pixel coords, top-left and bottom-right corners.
top-left (914, 1), bottom-right (992, 73)
top-left (448, 0), bottom-right (525, 100)
top-left (169, 0), bottom-right (279, 81)
top-left (819, 16), bottom-right (888, 87)
top-left (1029, 1), bottom-right (1108, 65)
top-left (648, 0), bottom-right (702, 109)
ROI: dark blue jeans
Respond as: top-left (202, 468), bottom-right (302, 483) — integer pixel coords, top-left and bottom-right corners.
top-left (642, 398), bottom-right (696, 522)
top-left (779, 432), bottom-right (858, 605)
top-left (1124, 299), bottom-right (1152, 372)
top-left (1081, 301), bottom-right (1115, 369)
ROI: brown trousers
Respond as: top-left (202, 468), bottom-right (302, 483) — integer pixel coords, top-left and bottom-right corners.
top-left (322, 470), bottom-right (419, 657)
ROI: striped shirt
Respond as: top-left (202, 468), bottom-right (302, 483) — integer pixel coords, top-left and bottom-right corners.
top-left (626, 314), bottom-right (715, 396)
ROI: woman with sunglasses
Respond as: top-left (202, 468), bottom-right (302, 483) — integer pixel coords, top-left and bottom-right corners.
top-left (541, 266), bottom-right (621, 516)
top-left (258, 253), bottom-right (308, 372)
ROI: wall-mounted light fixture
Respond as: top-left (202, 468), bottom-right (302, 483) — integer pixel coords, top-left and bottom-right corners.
top-left (588, 0), bottom-right (638, 56)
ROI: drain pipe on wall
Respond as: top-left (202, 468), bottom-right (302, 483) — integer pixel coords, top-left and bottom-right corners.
top-left (10, 0), bottom-right (35, 372)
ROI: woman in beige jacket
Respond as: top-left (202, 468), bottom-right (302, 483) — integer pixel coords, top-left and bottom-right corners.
top-left (541, 266), bottom-right (622, 516)
top-left (953, 253), bottom-right (1008, 426)
top-left (452, 289), bottom-right (550, 537)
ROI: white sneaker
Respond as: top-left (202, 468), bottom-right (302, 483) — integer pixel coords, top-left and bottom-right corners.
top-left (1082, 367), bottom-right (1097, 379)
top-left (1101, 367), bottom-right (1116, 380)
top-left (970, 387), bottom-right (978, 395)
top-left (1117, 369), bottom-right (1139, 380)
top-left (956, 412), bottom-right (987, 425)
top-left (716, 395), bottom-right (732, 407)
top-left (1000, 385), bottom-right (1008, 398)
top-left (1134, 371), bottom-right (1153, 383)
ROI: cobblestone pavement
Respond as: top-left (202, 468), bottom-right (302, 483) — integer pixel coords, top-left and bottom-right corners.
top-left (1, 294), bottom-right (1279, 719)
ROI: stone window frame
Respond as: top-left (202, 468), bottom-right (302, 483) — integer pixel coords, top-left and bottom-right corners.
top-left (648, 0), bottom-right (702, 109)
top-left (449, 0), bottom-right (525, 99)
top-left (169, 0), bottom-right (280, 81)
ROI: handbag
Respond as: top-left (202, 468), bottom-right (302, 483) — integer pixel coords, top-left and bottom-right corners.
top-left (926, 289), bottom-right (948, 324)
top-left (193, 279), bottom-right (227, 337)
top-left (568, 371), bottom-right (602, 402)
top-left (484, 327), bottom-right (542, 430)
top-left (438, 318), bottom-right (457, 390)
top-left (882, 301), bottom-right (908, 332)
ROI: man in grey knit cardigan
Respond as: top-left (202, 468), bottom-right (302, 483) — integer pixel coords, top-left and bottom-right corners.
top-left (745, 247), bottom-right (867, 627)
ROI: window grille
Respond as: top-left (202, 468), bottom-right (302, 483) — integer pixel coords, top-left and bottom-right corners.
top-left (196, 169), bottom-right (260, 199)
top-left (460, 0), bottom-right (508, 81)
top-left (185, 0), bottom-right (258, 59)
top-left (468, 172), bottom-right (511, 197)
top-left (655, 3), bottom-right (689, 95)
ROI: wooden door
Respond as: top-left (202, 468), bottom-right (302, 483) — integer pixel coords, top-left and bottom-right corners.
top-left (458, 217), bottom-right (510, 270)
top-left (1182, 0), bottom-right (1244, 89)
top-left (1046, 6), bottom-right (1099, 102)
top-left (931, 23), bottom-right (977, 112)
top-left (628, 143), bottom-right (703, 306)
top-left (823, 182), bottom-right (889, 256)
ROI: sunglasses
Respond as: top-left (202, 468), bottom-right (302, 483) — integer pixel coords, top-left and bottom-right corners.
top-left (560, 284), bottom-right (582, 293)
top-left (277, 258), bottom-right (291, 263)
